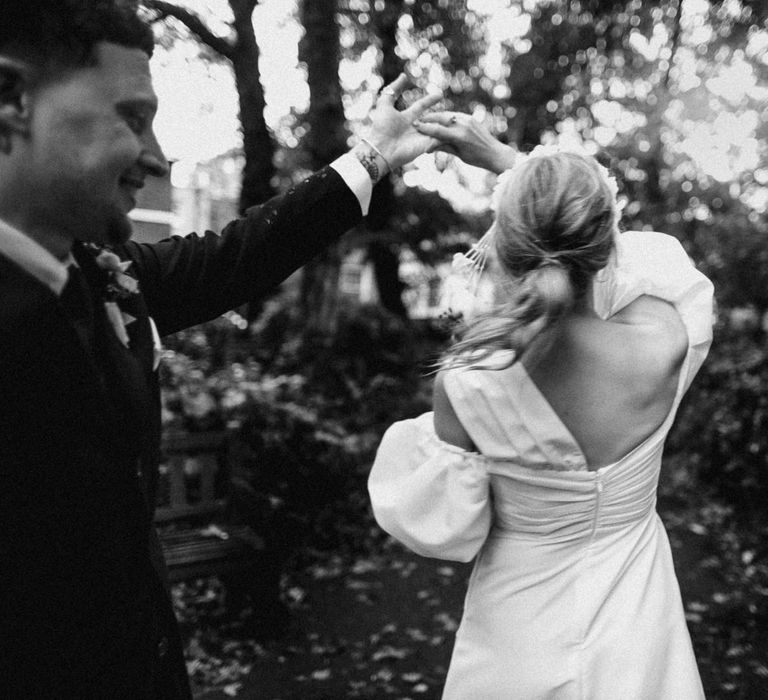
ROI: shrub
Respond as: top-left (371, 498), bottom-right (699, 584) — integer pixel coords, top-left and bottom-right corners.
top-left (158, 303), bottom-right (439, 562)
top-left (667, 324), bottom-right (768, 522)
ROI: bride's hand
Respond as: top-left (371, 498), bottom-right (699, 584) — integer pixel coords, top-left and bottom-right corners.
top-left (360, 74), bottom-right (444, 173)
top-left (414, 112), bottom-right (517, 174)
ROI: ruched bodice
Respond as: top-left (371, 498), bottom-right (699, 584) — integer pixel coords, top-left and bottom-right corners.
top-left (486, 440), bottom-right (662, 543)
top-left (369, 231), bottom-right (713, 699)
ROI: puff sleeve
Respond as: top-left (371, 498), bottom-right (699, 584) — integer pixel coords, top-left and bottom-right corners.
top-left (592, 231), bottom-right (714, 389)
top-left (368, 412), bottom-right (491, 562)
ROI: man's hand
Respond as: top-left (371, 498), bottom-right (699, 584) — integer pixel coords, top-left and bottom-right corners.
top-left (413, 112), bottom-right (517, 175)
top-left (354, 75), bottom-right (443, 180)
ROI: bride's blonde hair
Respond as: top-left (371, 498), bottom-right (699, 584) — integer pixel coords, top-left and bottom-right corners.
top-left (443, 151), bottom-right (619, 369)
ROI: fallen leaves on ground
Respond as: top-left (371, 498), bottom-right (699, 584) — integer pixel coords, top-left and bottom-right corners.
top-left (174, 468), bottom-right (767, 700)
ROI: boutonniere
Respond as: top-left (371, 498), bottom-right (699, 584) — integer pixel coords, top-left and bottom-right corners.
top-left (86, 245), bottom-right (140, 348)
top-left (81, 244), bottom-right (163, 369)
top-left (92, 246), bottom-right (140, 299)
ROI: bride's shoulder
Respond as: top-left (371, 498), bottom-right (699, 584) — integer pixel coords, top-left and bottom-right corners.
top-left (611, 295), bottom-right (688, 354)
top-left (582, 296), bottom-right (687, 386)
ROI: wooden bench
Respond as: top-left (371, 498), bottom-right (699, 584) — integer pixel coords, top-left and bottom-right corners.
top-left (154, 430), bottom-right (264, 582)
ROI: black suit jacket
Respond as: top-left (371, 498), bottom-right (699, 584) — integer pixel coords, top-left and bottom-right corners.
top-left (0, 167), bottom-right (362, 699)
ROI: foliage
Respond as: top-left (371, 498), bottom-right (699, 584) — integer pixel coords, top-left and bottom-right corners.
top-left (145, 3), bottom-right (768, 695)
top-left (160, 303), bottom-right (439, 555)
top-left (145, 0), bottom-right (768, 330)
top-left (668, 324), bottom-right (768, 520)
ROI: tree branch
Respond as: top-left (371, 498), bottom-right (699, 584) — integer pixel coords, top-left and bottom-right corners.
top-left (664, 0), bottom-right (682, 90)
top-left (228, 0), bottom-right (260, 21)
top-left (143, 0), bottom-right (235, 58)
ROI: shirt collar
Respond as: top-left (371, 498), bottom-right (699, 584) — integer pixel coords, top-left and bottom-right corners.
top-left (0, 217), bottom-right (71, 296)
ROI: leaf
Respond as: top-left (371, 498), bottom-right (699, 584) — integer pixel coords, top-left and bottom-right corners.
top-left (199, 524), bottom-right (229, 540)
top-left (405, 627), bottom-right (428, 642)
top-left (285, 586), bottom-right (306, 604)
top-left (352, 558), bottom-right (381, 574)
top-left (371, 645), bottom-right (410, 662)
top-left (346, 579), bottom-right (372, 590)
top-left (433, 612), bottom-right (459, 632)
top-left (402, 672), bottom-right (424, 683)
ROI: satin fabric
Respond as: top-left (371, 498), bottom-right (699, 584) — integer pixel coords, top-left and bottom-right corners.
top-left (369, 231), bottom-right (713, 699)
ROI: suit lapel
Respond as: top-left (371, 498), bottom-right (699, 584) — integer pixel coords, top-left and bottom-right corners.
top-left (73, 244), bottom-right (157, 451)
top-left (0, 252), bottom-right (121, 440)
top-left (0, 251), bottom-right (103, 380)
top-left (120, 290), bottom-right (155, 372)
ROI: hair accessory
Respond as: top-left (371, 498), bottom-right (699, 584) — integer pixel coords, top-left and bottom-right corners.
top-left (439, 226), bottom-right (496, 325)
top-left (526, 143), bottom-right (622, 209)
top-left (494, 143), bottom-right (623, 213)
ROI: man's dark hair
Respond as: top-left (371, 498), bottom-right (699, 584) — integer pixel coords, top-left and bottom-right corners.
top-left (1, 0), bottom-right (154, 80)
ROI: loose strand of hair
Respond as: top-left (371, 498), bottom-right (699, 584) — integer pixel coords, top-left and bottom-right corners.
top-left (439, 264), bottom-right (575, 372)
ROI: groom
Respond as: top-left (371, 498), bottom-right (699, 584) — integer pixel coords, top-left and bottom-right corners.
top-left (0, 2), bottom-right (439, 698)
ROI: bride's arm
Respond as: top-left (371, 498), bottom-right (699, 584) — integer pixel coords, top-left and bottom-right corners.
top-left (433, 370), bottom-right (477, 451)
top-left (368, 412), bottom-right (491, 562)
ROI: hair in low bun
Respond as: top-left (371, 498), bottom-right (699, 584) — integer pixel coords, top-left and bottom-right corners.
top-left (442, 151), bottom-right (619, 369)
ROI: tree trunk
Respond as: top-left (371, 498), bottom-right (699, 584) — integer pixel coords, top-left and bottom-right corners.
top-left (230, 1), bottom-right (277, 211)
top-left (297, 0), bottom-right (348, 335)
top-left (299, 0), bottom-right (347, 166)
top-left (367, 1), bottom-right (409, 318)
top-left (368, 240), bottom-right (407, 316)
top-left (143, 0), bottom-right (276, 211)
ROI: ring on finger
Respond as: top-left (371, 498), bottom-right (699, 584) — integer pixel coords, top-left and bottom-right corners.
top-left (449, 115), bottom-right (458, 124)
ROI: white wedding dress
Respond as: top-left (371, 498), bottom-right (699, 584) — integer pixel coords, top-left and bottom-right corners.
top-left (369, 231), bottom-right (713, 699)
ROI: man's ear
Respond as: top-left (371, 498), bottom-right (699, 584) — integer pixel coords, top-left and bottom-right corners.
top-left (0, 56), bottom-right (33, 151)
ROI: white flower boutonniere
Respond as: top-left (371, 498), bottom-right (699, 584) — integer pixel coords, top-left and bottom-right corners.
top-left (89, 246), bottom-right (140, 348)
top-left (93, 247), bottom-right (139, 299)
top-left (79, 244), bottom-right (163, 368)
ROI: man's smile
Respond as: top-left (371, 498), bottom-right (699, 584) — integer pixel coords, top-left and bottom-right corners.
top-left (119, 176), bottom-right (144, 208)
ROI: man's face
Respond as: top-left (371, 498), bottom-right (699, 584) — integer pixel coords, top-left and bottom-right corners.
top-left (20, 42), bottom-right (168, 247)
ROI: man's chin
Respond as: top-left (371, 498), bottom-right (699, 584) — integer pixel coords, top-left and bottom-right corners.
top-left (74, 214), bottom-right (132, 249)
top-left (106, 215), bottom-right (133, 247)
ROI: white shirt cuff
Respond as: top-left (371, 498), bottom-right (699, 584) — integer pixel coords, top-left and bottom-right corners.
top-left (330, 153), bottom-right (373, 216)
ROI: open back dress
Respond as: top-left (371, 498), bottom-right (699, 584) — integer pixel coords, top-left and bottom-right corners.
top-left (368, 231), bottom-right (714, 699)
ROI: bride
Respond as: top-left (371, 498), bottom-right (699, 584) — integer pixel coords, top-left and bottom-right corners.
top-left (368, 114), bottom-right (713, 699)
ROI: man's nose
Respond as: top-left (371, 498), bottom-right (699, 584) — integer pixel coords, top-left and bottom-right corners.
top-left (141, 130), bottom-right (170, 178)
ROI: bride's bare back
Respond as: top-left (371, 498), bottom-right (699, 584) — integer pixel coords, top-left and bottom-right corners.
top-left (434, 294), bottom-right (689, 469)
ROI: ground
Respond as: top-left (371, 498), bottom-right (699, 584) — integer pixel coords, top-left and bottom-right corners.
top-left (180, 492), bottom-right (768, 700)
top-left (193, 549), bottom-right (469, 700)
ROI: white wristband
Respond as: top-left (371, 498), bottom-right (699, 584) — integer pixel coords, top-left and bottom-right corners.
top-left (359, 138), bottom-right (393, 173)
